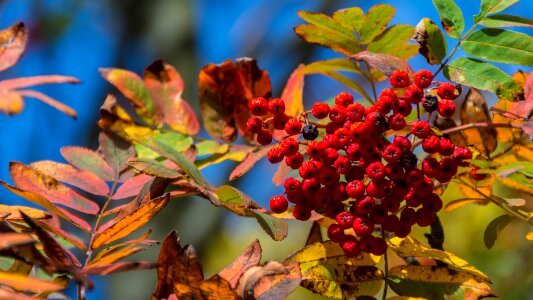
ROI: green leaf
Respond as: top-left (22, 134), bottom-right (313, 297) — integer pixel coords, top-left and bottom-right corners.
top-left (359, 4), bottom-right (396, 44)
top-left (99, 132), bottom-right (135, 177)
top-left (298, 11), bottom-right (355, 41)
top-left (479, 14), bottom-right (533, 28)
top-left (443, 57), bottom-right (523, 100)
top-left (462, 29), bottom-right (533, 66)
top-left (196, 140), bottom-right (229, 157)
top-left (60, 146), bottom-right (115, 181)
top-left (245, 210), bottom-right (288, 241)
top-left (367, 24), bottom-right (419, 59)
top-left (301, 58), bottom-right (363, 75)
top-left (294, 24), bottom-right (360, 56)
top-left (388, 265), bottom-right (493, 299)
top-left (431, 0), bottom-right (464, 38)
top-left (215, 185), bottom-right (260, 215)
top-left (332, 7), bottom-right (364, 33)
top-left (135, 131), bottom-right (193, 160)
top-left (127, 158), bottom-right (182, 178)
top-left (413, 18), bottom-right (447, 65)
top-left (474, 0), bottom-right (519, 22)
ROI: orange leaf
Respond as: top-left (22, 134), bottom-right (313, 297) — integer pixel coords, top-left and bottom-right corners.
top-left (0, 233), bottom-right (34, 250)
top-left (460, 88), bottom-right (497, 156)
top-left (444, 198), bottom-right (488, 212)
top-left (83, 261), bottom-right (156, 276)
top-left (219, 239), bottom-right (262, 288)
top-left (0, 287), bottom-right (42, 300)
top-left (60, 146), bottom-right (115, 181)
top-left (92, 193), bottom-right (170, 249)
top-left (9, 162), bottom-right (99, 215)
top-left (199, 275), bottom-right (240, 300)
top-left (153, 231), bottom-right (182, 299)
top-left (0, 75), bottom-right (79, 90)
top-left (144, 60), bottom-right (200, 135)
top-left (281, 64), bottom-right (305, 117)
top-left (229, 146), bottom-right (270, 181)
top-left (0, 205), bottom-right (50, 221)
top-left (0, 271), bottom-right (64, 293)
top-left (37, 219), bottom-right (86, 252)
top-left (87, 246), bottom-right (144, 267)
top-left (30, 160), bottom-right (110, 196)
top-left (0, 90), bottom-right (24, 115)
top-left (0, 22), bottom-right (27, 72)
top-left (111, 174), bottom-right (154, 200)
top-left (16, 89), bottom-right (77, 119)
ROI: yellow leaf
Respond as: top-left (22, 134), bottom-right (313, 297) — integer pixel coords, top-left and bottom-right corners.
top-left (388, 236), bottom-right (490, 282)
top-left (92, 193), bottom-right (170, 249)
top-left (444, 198), bottom-right (488, 212)
top-left (0, 205), bottom-right (49, 221)
top-left (0, 271), bottom-right (65, 293)
top-left (526, 232), bottom-right (533, 240)
top-left (87, 247), bottom-right (144, 267)
top-left (387, 297), bottom-right (427, 300)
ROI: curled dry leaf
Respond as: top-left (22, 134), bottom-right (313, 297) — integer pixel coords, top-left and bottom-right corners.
top-left (460, 88), bottom-right (498, 156)
top-left (219, 239), bottom-right (262, 289)
top-left (351, 51), bottom-right (414, 77)
top-left (237, 261), bottom-right (301, 300)
top-left (413, 18), bottom-right (447, 65)
top-left (0, 22), bottom-right (27, 72)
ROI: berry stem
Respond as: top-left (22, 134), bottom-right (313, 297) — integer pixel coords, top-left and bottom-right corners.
top-left (455, 178), bottom-right (533, 225)
top-left (434, 23), bottom-right (479, 78)
top-left (363, 61), bottom-right (377, 104)
top-left (307, 121), bottom-right (327, 128)
top-left (381, 229), bottom-right (389, 300)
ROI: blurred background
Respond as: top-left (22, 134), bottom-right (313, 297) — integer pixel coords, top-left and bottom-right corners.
top-left (0, 0), bottom-right (531, 299)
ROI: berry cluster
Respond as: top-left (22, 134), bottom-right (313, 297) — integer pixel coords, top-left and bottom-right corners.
top-left (246, 70), bottom-right (472, 256)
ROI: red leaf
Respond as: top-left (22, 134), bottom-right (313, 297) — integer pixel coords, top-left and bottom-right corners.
top-left (144, 60), bottom-right (200, 135)
top-left (112, 174), bottom-right (154, 200)
top-left (273, 64), bottom-right (305, 141)
top-left (351, 50), bottom-right (414, 77)
top-left (61, 146), bottom-right (115, 181)
top-left (0, 75), bottom-right (79, 90)
top-left (198, 58), bottom-right (272, 142)
top-left (0, 22), bottom-right (27, 72)
top-left (9, 162), bottom-right (99, 215)
top-left (153, 231), bottom-right (181, 299)
top-left (30, 160), bottom-right (110, 196)
top-left (219, 239), bottom-right (262, 288)
top-left (229, 146), bottom-right (271, 181)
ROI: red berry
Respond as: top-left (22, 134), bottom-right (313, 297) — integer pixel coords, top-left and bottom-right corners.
top-left (439, 138), bottom-right (455, 156)
top-left (312, 102), bottom-right (330, 119)
top-left (345, 143), bottom-right (361, 161)
top-left (284, 177), bottom-right (302, 196)
top-left (326, 121), bottom-right (342, 134)
top-left (422, 157), bottom-right (440, 178)
top-left (268, 98), bottom-right (285, 115)
top-left (329, 105), bottom-right (348, 124)
top-left (400, 207), bottom-right (417, 226)
top-left (355, 196), bottom-right (375, 215)
top-left (414, 70), bottom-right (433, 89)
top-left (452, 147), bottom-right (472, 161)
top-left (385, 163), bottom-right (405, 180)
top-left (404, 83), bottom-right (423, 104)
top-left (346, 103), bottom-right (365, 122)
top-left (273, 114), bottom-right (290, 130)
top-left (440, 157), bottom-right (458, 178)
top-left (382, 214), bottom-right (400, 232)
top-left (270, 195), bottom-right (288, 213)
top-left (314, 187), bottom-right (332, 209)
top-left (256, 129), bottom-right (272, 145)
top-left (400, 151), bottom-right (418, 170)
top-left (292, 204), bottom-right (312, 221)
top-left (307, 141), bottom-right (326, 160)
top-left (334, 128), bottom-right (352, 147)
top-left (366, 180), bottom-right (385, 199)
top-left (336, 211), bottom-right (355, 229)
top-left (416, 207), bottom-right (435, 227)
top-left (423, 193), bottom-right (443, 212)
top-left (352, 217), bottom-right (374, 237)
top-left (320, 147), bottom-right (339, 165)
top-left (376, 96), bottom-right (395, 114)
top-left (341, 236), bottom-right (361, 256)
top-left (285, 152), bottom-right (304, 169)
top-left (280, 138), bottom-right (299, 156)
top-left (333, 155), bottom-right (351, 174)
top-left (390, 70), bottom-right (410, 88)
top-left (346, 180), bottom-right (365, 199)
top-left (365, 112), bottom-right (388, 133)
top-left (393, 136), bottom-right (412, 152)
top-left (335, 91), bottom-right (354, 107)
top-left (299, 161), bottom-right (320, 179)
top-left (394, 223), bottom-right (411, 238)
top-left (366, 161), bottom-right (386, 181)
top-left (380, 88), bottom-right (398, 101)
top-left (248, 97), bottom-right (269, 116)
top-left (411, 121), bottom-right (431, 139)
top-left (370, 237), bottom-right (387, 256)
top-left (382, 196), bottom-right (401, 213)
top-left (438, 99), bottom-right (456, 118)
top-left (422, 135), bottom-right (441, 154)
top-left (246, 117), bottom-right (263, 133)
top-left (327, 224), bottom-right (346, 242)
top-left (388, 113), bottom-right (406, 131)
top-left (267, 146), bottom-right (284, 164)
top-left (437, 83), bottom-right (457, 99)
top-left (393, 99), bottom-right (413, 116)
top-left (302, 177), bottom-right (321, 199)
top-left (383, 145), bottom-right (403, 163)
top-left (285, 118), bottom-right (302, 135)
top-left (318, 165), bottom-right (340, 186)
top-left (370, 205), bottom-right (388, 224)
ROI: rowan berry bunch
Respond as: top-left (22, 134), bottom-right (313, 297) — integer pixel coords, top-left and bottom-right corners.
top-left (246, 69), bottom-right (472, 256)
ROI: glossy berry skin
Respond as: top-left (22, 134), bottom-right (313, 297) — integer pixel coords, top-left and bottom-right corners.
top-left (388, 113), bottom-right (406, 131)
top-left (283, 177), bottom-right (301, 196)
top-left (302, 124), bottom-right (319, 140)
top-left (366, 161), bottom-right (386, 181)
top-left (411, 121), bottom-right (431, 139)
top-left (273, 114), bottom-right (289, 130)
top-left (248, 97), bottom-right (269, 116)
top-left (438, 99), bottom-right (456, 118)
top-left (256, 129), bottom-right (272, 145)
top-left (437, 83), bottom-right (458, 100)
top-left (285, 118), bottom-right (302, 135)
top-left (341, 236), bottom-right (361, 256)
top-left (346, 180), bottom-right (365, 199)
top-left (292, 204), bottom-right (312, 221)
top-left (414, 70), bottom-right (433, 89)
top-left (327, 224), bottom-right (346, 242)
top-left (268, 98), bottom-right (285, 115)
top-left (335, 91), bottom-right (354, 107)
top-left (390, 70), bottom-right (410, 88)
top-left (422, 95), bottom-right (438, 113)
top-left (352, 217), bottom-right (374, 237)
top-left (336, 211), bottom-right (355, 229)
top-left (422, 135), bottom-right (441, 154)
top-left (246, 117), bottom-right (263, 133)
top-left (329, 105), bottom-right (347, 124)
top-left (346, 103), bottom-right (365, 122)
top-left (285, 152), bottom-right (304, 169)
top-left (383, 144), bottom-right (402, 163)
top-left (439, 138), bottom-right (455, 156)
top-left (280, 138), bottom-right (299, 156)
top-left (267, 147), bottom-right (284, 164)
top-left (355, 196), bottom-right (375, 215)
top-left (270, 195), bottom-right (288, 214)
top-left (404, 84), bottom-right (423, 104)
top-left (312, 102), bottom-right (330, 119)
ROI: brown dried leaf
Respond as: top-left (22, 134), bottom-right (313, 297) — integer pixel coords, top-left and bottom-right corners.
top-left (219, 239), bottom-right (262, 288)
top-left (460, 88), bottom-right (498, 156)
top-left (238, 261), bottom-right (301, 300)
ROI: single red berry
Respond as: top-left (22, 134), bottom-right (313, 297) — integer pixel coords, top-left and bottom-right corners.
top-left (284, 177), bottom-right (302, 196)
top-left (422, 157), bottom-right (440, 178)
top-left (370, 237), bottom-right (388, 256)
top-left (248, 97), bottom-right (268, 116)
top-left (352, 217), bottom-right (374, 237)
top-left (438, 99), bottom-right (456, 118)
top-left (422, 135), bottom-right (441, 154)
top-left (331, 181), bottom-right (349, 202)
top-left (390, 70), bottom-right (410, 88)
top-left (393, 136), bottom-right (412, 152)
top-left (405, 188), bottom-right (422, 207)
top-left (404, 83), bottom-right (424, 104)
top-left (267, 146), bottom-right (285, 164)
top-left (280, 137), bottom-right (299, 156)
top-left (383, 144), bottom-right (403, 163)
top-left (382, 196), bottom-right (401, 213)
top-left (320, 147), bottom-right (339, 165)
top-left (366, 180), bottom-right (385, 199)
top-left (302, 177), bottom-right (321, 199)
top-left (285, 118), bottom-right (302, 135)
top-left (270, 195), bottom-right (288, 213)
top-left (437, 83), bottom-right (458, 99)
top-left (327, 224), bottom-right (346, 242)
top-left (268, 98), bottom-right (285, 115)
top-left (346, 180), bottom-right (365, 199)
top-left (440, 157), bottom-right (458, 178)
top-left (345, 142), bottom-right (361, 161)
top-left (452, 147), bottom-right (473, 162)
top-left (323, 134), bottom-right (342, 150)
top-left (246, 117), bottom-right (263, 133)
top-left (471, 166), bottom-right (488, 180)
top-left (406, 168), bottom-right (425, 187)
top-left (400, 151), bottom-right (418, 170)
top-left (439, 138), bottom-right (455, 156)
top-left (346, 103), bottom-right (365, 122)
top-left (355, 196), bottom-right (375, 215)
top-left (388, 113), bottom-right (406, 131)
top-left (370, 205), bottom-right (388, 224)
top-left (256, 129), bottom-right (272, 145)
top-left (292, 204), bottom-right (312, 221)
top-left (414, 176), bottom-right (433, 197)
top-left (393, 99), bottom-right (413, 116)
top-left (366, 161), bottom-right (386, 181)
top-left (400, 207), bottom-right (417, 226)
top-left (334, 128), bottom-right (352, 147)
top-left (382, 214), bottom-right (401, 232)
top-left (365, 112), bottom-right (388, 133)
top-left (273, 113), bottom-right (290, 130)
top-left (335, 91), bottom-right (354, 107)
top-left (380, 88), bottom-right (398, 101)
top-left (376, 96), bottom-right (395, 114)
top-left (423, 193), bottom-right (443, 212)
top-left (285, 152), bottom-right (304, 169)
top-left (307, 141), bottom-right (326, 160)
top-left (341, 236), bottom-right (362, 256)
top-left (329, 105), bottom-right (348, 124)
top-left (299, 160), bottom-right (320, 179)
top-left (414, 70), bottom-right (433, 89)
top-left (333, 155), bottom-right (351, 174)
top-left (411, 121), bottom-right (431, 139)
top-left (416, 207), bottom-right (435, 227)
top-left (345, 165), bottom-right (365, 182)
top-left (394, 223), bottom-right (412, 238)
top-left (319, 165), bottom-right (340, 186)
top-left (312, 102), bottom-right (330, 119)
top-left (385, 163), bottom-right (405, 180)
top-left (314, 187), bottom-right (332, 209)
top-left (336, 211), bottom-right (355, 229)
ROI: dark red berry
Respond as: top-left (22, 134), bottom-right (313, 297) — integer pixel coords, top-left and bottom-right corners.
top-left (270, 195), bottom-right (288, 213)
top-left (273, 114), bottom-right (290, 130)
top-left (383, 145), bottom-right (403, 163)
top-left (352, 217), bottom-right (374, 237)
top-left (422, 135), bottom-right (441, 154)
top-left (366, 161), bottom-right (386, 181)
top-left (285, 152), bottom-right (304, 169)
top-left (439, 138), bottom-right (455, 156)
top-left (267, 146), bottom-right (284, 164)
top-left (388, 113), bottom-right (406, 131)
top-left (327, 224), bottom-right (346, 242)
top-left (411, 121), bottom-right (431, 139)
top-left (268, 98), bottom-right (285, 115)
top-left (336, 211), bottom-right (355, 229)
top-left (292, 204), bottom-right (312, 221)
top-left (256, 129), bottom-right (272, 145)
top-left (248, 97), bottom-right (268, 116)
top-left (284, 177), bottom-right (302, 196)
top-left (246, 117), bottom-right (263, 133)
